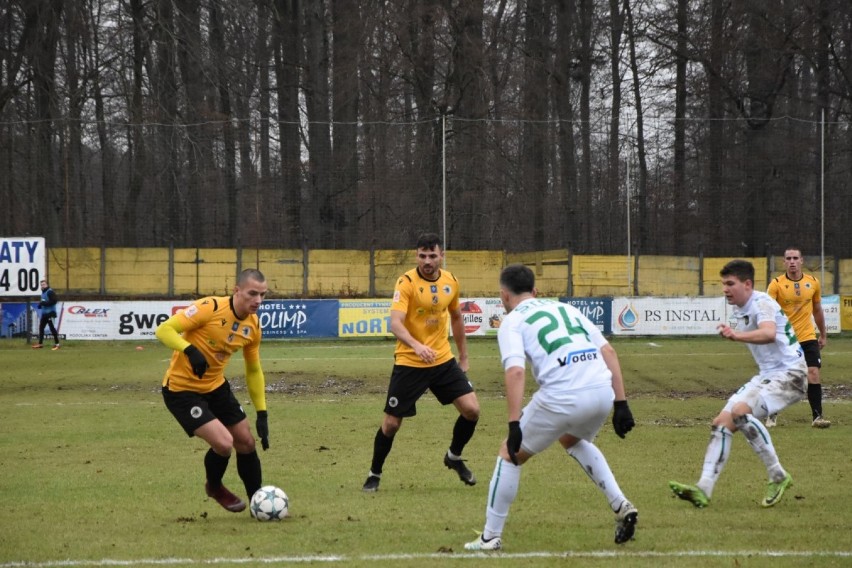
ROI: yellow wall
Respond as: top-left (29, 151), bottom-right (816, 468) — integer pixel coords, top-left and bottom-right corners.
top-left (572, 255), bottom-right (634, 297)
top-left (506, 250), bottom-right (571, 297)
top-left (41, 247), bottom-right (852, 299)
top-left (307, 250), bottom-right (371, 297)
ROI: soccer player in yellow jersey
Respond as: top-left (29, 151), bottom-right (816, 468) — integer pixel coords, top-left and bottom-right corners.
top-left (362, 233), bottom-right (481, 492)
top-left (766, 247), bottom-right (830, 428)
top-left (156, 269), bottom-right (271, 512)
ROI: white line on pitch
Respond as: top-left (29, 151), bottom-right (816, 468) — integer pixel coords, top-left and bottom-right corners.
top-left (3, 549), bottom-right (851, 567)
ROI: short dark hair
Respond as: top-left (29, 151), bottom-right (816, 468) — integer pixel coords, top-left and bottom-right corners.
top-left (500, 264), bottom-right (535, 295)
top-left (237, 268), bottom-right (265, 285)
top-left (783, 246), bottom-right (803, 257)
top-left (415, 232), bottom-right (442, 250)
top-left (720, 259), bottom-right (754, 283)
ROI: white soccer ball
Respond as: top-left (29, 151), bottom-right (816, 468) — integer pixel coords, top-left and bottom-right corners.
top-left (249, 485), bottom-right (289, 521)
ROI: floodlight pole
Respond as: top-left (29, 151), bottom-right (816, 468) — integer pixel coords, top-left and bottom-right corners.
top-left (626, 152), bottom-right (631, 291)
top-left (442, 113), bottom-right (447, 266)
top-left (820, 108), bottom-right (825, 286)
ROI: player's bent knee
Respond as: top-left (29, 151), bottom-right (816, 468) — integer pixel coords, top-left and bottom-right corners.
top-left (382, 415), bottom-right (402, 436)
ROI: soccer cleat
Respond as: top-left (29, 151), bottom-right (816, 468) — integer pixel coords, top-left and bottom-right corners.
top-left (765, 414), bottom-right (777, 428)
top-left (444, 454), bottom-right (476, 486)
top-left (204, 482), bottom-right (247, 512)
top-left (812, 416), bottom-right (831, 429)
top-left (614, 500), bottom-right (638, 544)
top-left (464, 533), bottom-right (502, 551)
top-left (762, 473), bottom-right (793, 508)
top-left (31, 344), bottom-right (43, 349)
top-left (669, 481), bottom-right (709, 508)
top-left (362, 474), bottom-right (381, 492)
top-left (52, 344), bottom-right (61, 351)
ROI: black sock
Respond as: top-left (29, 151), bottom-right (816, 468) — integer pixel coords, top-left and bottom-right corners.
top-left (237, 450), bottom-right (263, 498)
top-left (370, 427), bottom-right (395, 475)
top-left (807, 383), bottom-right (823, 419)
top-left (449, 415), bottom-right (478, 457)
top-left (204, 449), bottom-right (230, 489)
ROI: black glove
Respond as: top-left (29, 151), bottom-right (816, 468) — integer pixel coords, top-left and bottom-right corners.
top-left (256, 410), bottom-right (269, 450)
top-left (183, 344), bottom-right (208, 379)
top-left (612, 400), bottom-right (635, 439)
top-left (507, 421), bottom-right (522, 465)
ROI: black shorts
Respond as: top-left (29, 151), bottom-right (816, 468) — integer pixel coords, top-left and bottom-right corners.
top-left (800, 340), bottom-right (821, 368)
top-left (162, 381), bottom-right (247, 436)
top-left (383, 359), bottom-right (474, 418)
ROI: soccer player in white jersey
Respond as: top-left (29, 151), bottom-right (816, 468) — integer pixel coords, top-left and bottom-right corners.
top-left (669, 259), bottom-right (807, 509)
top-left (464, 264), bottom-right (638, 551)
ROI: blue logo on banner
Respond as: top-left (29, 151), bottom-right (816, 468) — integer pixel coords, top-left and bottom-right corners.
top-left (558, 297), bottom-right (612, 335)
top-left (258, 300), bottom-right (339, 338)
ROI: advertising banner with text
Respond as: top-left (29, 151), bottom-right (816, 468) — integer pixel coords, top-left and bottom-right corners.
top-left (611, 297), bottom-right (727, 335)
top-left (559, 297), bottom-right (612, 335)
top-left (338, 300), bottom-right (392, 337)
top-left (41, 301), bottom-right (187, 340)
top-left (842, 296), bottom-right (852, 331)
top-left (822, 295), bottom-right (841, 333)
top-left (458, 298), bottom-right (506, 336)
top-left (258, 300), bottom-right (338, 338)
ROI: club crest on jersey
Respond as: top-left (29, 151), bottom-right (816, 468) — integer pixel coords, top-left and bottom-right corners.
top-left (242, 326), bottom-right (250, 336)
top-left (443, 285), bottom-right (451, 295)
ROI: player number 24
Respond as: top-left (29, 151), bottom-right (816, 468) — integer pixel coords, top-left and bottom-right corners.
top-left (526, 306), bottom-right (590, 355)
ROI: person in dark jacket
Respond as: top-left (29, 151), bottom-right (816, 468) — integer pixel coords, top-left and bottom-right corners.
top-left (34, 279), bottom-right (60, 350)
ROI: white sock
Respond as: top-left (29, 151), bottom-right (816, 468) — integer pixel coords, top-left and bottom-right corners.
top-left (447, 450), bottom-right (462, 461)
top-left (567, 439), bottom-right (625, 511)
top-left (482, 457), bottom-right (521, 540)
top-left (734, 414), bottom-right (786, 482)
top-left (696, 425), bottom-right (732, 498)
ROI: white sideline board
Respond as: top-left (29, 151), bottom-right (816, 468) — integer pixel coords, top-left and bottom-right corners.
top-left (0, 237), bottom-right (46, 297)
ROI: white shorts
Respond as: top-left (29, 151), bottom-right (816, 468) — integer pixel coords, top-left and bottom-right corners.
top-left (723, 363), bottom-right (808, 419)
top-left (519, 386), bottom-right (614, 456)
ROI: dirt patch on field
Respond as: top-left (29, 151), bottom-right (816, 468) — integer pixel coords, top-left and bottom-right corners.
top-left (230, 372), bottom-right (382, 397)
top-left (824, 383), bottom-right (852, 399)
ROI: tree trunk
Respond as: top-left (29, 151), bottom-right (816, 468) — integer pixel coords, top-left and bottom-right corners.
top-left (304, 0), bottom-right (334, 246)
top-left (624, 0), bottom-right (649, 252)
top-left (273, 0), bottom-right (303, 247)
top-left (332, 0), bottom-right (360, 246)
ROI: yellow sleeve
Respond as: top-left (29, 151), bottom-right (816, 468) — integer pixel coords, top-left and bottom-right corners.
top-left (155, 316), bottom-right (191, 352)
top-left (766, 278), bottom-right (778, 300)
top-left (245, 359), bottom-right (267, 412)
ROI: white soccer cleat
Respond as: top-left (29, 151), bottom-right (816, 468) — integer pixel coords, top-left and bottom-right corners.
top-left (464, 533), bottom-right (502, 551)
top-left (614, 500), bottom-right (638, 544)
top-left (765, 414), bottom-right (777, 428)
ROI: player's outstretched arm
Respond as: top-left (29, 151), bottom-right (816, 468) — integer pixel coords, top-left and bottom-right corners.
top-left (245, 360), bottom-right (269, 450)
top-left (601, 343), bottom-right (635, 438)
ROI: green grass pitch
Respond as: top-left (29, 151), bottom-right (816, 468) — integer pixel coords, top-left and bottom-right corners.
top-left (1, 336), bottom-right (850, 567)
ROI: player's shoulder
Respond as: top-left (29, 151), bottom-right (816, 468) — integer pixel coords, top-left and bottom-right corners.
top-left (398, 268), bottom-right (417, 285)
top-left (439, 267), bottom-right (459, 283)
top-left (802, 273), bottom-right (820, 286)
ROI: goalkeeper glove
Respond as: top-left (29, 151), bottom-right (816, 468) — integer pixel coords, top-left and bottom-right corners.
top-left (507, 421), bottom-right (522, 465)
top-left (183, 344), bottom-right (208, 379)
top-left (256, 411), bottom-right (269, 450)
top-left (612, 400), bottom-right (635, 439)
